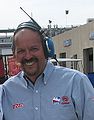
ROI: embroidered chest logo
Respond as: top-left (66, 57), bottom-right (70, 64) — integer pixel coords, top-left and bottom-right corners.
top-left (52, 97), bottom-right (61, 104)
top-left (12, 103), bottom-right (24, 109)
top-left (61, 96), bottom-right (70, 104)
top-left (52, 96), bottom-right (70, 105)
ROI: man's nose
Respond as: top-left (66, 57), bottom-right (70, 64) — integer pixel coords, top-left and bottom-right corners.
top-left (24, 50), bottom-right (33, 59)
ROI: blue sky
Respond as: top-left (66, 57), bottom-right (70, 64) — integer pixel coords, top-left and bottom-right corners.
top-left (0, 0), bottom-right (94, 29)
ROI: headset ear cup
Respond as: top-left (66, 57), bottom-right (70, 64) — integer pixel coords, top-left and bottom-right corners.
top-left (44, 37), bottom-right (55, 58)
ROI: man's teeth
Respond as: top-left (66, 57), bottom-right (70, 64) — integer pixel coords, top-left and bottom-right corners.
top-left (25, 62), bottom-right (34, 65)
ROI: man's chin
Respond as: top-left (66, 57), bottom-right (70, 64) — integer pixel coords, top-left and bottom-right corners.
top-left (24, 68), bottom-right (37, 76)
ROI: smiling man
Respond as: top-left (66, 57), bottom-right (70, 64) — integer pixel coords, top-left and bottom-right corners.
top-left (0, 20), bottom-right (94, 120)
top-left (13, 28), bottom-right (47, 83)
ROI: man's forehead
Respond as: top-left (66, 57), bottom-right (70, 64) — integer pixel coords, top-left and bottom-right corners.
top-left (14, 28), bottom-right (40, 38)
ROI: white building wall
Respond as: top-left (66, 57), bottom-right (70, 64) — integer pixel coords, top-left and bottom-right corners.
top-left (53, 21), bottom-right (94, 73)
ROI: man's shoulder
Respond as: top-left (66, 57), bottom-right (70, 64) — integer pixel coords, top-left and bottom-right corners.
top-left (54, 65), bottom-right (86, 78)
top-left (0, 85), bottom-right (3, 100)
top-left (0, 85), bottom-right (3, 91)
top-left (2, 71), bottom-right (23, 86)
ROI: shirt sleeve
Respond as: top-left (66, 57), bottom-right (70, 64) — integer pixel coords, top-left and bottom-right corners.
top-left (72, 73), bottom-right (94, 120)
top-left (82, 75), bottom-right (94, 120)
top-left (0, 85), bottom-right (4, 120)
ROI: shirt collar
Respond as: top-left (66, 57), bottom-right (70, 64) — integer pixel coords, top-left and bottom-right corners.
top-left (43, 60), bottom-right (55, 85)
top-left (19, 61), bottom-right (55, 87)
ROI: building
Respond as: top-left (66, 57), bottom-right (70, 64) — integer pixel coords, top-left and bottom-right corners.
top-left (0, 20), bottom-right (94, 78)
top-left (0, 29), bottom-right (14, 82)
top-left (53, 19), bottom-right (94, 74)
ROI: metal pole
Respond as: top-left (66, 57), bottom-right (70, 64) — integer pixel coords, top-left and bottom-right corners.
top-left (65, 10), bottom-right (69, 27)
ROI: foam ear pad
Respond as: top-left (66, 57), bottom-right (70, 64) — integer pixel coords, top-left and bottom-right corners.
top-left (44, 37), bottom-right (55, 58)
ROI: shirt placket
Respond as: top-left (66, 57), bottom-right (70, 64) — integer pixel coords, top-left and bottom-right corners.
top-left (32, 79), bottom-right (41, 120)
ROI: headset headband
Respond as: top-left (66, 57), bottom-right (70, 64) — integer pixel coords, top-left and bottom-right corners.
top-left (14, 20), bottom-right (42, 35)
top-left (13, 7), bottom-right (55, 58)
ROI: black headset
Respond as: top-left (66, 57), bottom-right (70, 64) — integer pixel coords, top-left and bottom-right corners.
top-left (14, 7), bottom-right (55, 58)
top-left (14, 20), bottom-right (55, 58)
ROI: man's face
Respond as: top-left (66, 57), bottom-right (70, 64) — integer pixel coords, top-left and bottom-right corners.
top-left (13, 29), bottom-right (47, 81)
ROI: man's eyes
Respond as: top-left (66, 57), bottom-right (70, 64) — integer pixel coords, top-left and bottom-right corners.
top-left (17, 49), bottom-right (25, 54)
top-left (17, 47), bottom-right (39, 54)
top-left (30, 47), bottom-right (39, 51)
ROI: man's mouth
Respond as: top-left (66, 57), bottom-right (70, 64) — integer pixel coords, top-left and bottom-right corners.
top-left (25, 61), bottom-right (35, 66)
top-left (22, 58), bottom-right (38, 66)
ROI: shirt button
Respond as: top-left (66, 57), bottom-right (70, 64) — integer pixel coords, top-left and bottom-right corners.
top-left (36, 90), bottom-right (38, 93)
top-left (44, 81), bottom-right (46, 85)
top-left (35, 107), bottom-right (38, 110)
